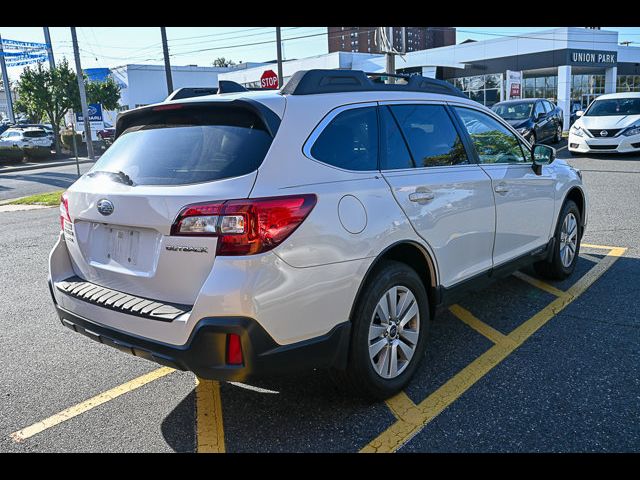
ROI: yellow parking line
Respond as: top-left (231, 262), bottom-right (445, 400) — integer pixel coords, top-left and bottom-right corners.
top-left (448, 304), bottom-right (515, 347)
top-left (581, 243), bottom-right (619, 250)
top-left (580, 253), bottom-right (601, 264)
top-left (195, 378), bottom-right (226, 453)
top-left (361, 246), bottom-right (626, 453)
top-left (512, 271), bottom-right (565, 298)
top-left (10, 367), bottom-right (174, 443)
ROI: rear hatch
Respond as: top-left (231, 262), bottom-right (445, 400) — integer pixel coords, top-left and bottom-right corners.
top-left (62, 99), bottom-right (281, 305)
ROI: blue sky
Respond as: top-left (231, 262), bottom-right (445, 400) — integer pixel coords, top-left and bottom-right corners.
top-left (1, 26), bottom-right (639, 79)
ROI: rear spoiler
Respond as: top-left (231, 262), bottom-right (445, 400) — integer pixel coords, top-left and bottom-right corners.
top-left (114, 98), bottom-right (281, 139)
top-left (165, 81), bottom-right (249, 101)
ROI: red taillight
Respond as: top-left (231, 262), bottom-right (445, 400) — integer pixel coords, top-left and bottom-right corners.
top-left (171, 194), bottom-right (317, 256)
top-left (226, 334), bottom-right (243, 365)
top-left (59, 192), bottom-right (70, 231)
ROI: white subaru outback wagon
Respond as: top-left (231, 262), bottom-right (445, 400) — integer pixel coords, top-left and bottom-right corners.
top-left (49, 70), bottom-right (587, 399)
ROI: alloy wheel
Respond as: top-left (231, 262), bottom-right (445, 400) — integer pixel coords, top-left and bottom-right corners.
top-left (368, 286), bottom-right (420, 379)
top-left (560, 212), bottom-right (578, 268)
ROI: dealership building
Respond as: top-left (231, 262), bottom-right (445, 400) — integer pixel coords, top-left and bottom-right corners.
top-left (219, 27), bottom-right (640, 132)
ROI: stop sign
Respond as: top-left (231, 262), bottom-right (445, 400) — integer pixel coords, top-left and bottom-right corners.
top-left (260, 70), bottom-right (279, 89)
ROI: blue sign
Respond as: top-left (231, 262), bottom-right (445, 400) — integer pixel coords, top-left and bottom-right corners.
top-left (76, 104), bottom-right (103, 123)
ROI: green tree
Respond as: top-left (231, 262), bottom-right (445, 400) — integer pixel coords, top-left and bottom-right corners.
top-left (15, 59), bottom-right (121, 154)
top-left (212, 57), bottom-right (236, 67)
top-left (85, 76), bottom-right (121, 111)
top-left (15, 59), bottom-right (79, 153)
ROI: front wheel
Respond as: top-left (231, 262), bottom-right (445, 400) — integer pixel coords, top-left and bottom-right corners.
top-left (554, 124), bottom-right (563, 143)
top-left (534, 200), bottom-right (581, 280)
top-left (336, 260), bottom-right (430, 400)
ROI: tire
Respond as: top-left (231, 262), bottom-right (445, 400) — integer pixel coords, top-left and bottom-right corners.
top-left (554, 124), bottom-right (563, 143)
top-left (534, 200), bottom-right (581, 280)
top-left (335, 260), bottom-right (430, 400)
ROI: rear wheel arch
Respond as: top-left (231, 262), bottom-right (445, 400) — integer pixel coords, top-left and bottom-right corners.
top-left (349, 241), bottom-right (439, 324)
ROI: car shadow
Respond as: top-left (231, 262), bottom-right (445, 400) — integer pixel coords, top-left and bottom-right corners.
top-left (160, 389), bottom-right (197, 452)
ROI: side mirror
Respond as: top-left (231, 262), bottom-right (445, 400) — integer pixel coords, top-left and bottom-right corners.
top-left (576, 110), bottom-right (584, 117)
top-left (532, 144), bottom-right (555, 175)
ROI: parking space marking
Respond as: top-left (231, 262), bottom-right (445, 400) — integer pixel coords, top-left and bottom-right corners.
top-left (581, 243), bottom-right (620, 250)
top-left (512, 271), bottom-right (564, 297)
top-left (10, 367), bottom-right (174, 443)
top-left (579, 253), bottom-right (601, 264)
top-left (361, 245), bottom-right (626, 453)
top-left (448, 304), bottom-right (516, 347)
top-left (195, 378), bottom-right (225, 453)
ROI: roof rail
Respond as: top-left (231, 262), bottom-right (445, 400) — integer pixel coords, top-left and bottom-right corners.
top-left (165, 81), bottom-right (248, 101)
top-left (280, 69), bottom-right (467, 98)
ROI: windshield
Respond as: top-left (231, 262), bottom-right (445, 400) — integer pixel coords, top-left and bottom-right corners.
top-left (491, 103), bottom-right (534, 121)
top-left (89, 107), bottom-right (273, 186)
top-left (586, 98), bottom-right (640, 116)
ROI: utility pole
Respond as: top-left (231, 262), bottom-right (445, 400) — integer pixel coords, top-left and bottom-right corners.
top-left (0, 35), bottom-right (16, 124)
top-left (43, 27), bottom-right (56, 70)
top-left (384, 27), bottom-right (396, 84)
top-left (70, 27), bottom-right (95, 161)
top-left (275, 27), bottom-right (283, 89)
top-left (160, 27), bottom-right (173, 95)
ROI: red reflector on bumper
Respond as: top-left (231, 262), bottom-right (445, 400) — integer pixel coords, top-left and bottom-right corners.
top-left (226, 334), bottom-right (243, 365)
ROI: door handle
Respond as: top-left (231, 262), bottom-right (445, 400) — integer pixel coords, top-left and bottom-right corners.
top-left (494, 182), bottom-right (510, 194)
top-left (409, 190), bottom-right (435, 203)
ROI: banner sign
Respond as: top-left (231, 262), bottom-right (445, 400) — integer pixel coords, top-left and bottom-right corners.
top-left (505, 70), bottom-right (522, 100)
top-left (0, 38), bottom-right (49, 67)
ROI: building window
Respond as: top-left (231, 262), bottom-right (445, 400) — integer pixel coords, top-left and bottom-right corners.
top-left (522, 75), bottom-right (558, 102)
top-left (617, 75), bottom-right (640, 92)
top-left (446, 73), bottom-right (503, 107)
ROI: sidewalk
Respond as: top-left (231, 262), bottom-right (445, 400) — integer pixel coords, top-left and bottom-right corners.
top-left (0, 155), bottom-right (95, 174)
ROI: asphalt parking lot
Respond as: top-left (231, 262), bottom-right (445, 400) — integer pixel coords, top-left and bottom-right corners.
top-left (0, 146), bottom-right (638, 453)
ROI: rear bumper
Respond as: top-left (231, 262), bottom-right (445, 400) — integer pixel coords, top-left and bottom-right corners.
top-left (49, 280), bottom-right (350, 381)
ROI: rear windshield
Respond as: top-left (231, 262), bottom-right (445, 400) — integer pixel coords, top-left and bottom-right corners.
top-left (90, 106), bottom-right (273, 186)
top-left (586, 98), bottom-right (640, 116)
top-left (23, 130), bottom-right (48, 138)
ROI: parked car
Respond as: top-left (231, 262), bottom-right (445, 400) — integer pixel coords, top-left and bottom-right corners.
top-left (568, 92), bottom-right (640, 155)
top-left (491, 98), bottom-right (564, 145)
top-left (14, 123), bottom-right (55, 149)
top-left (49, 69), bottom-right (587, 399)
top-left (97, 126), bottom-right (115, 143)
top-left (0, 127), bottom-right (52, 159)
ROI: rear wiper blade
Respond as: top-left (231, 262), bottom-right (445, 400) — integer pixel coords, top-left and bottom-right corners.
top-left (87, 170), bottom-right (134, 186)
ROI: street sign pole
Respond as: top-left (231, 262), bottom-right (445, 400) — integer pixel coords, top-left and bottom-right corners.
top-left (160, 27), bottom-right (173, 95)
top-left (71, 118), bottom-right (80, 177)
top-left (0, 35), bottom-right (16, 124)
top-left (70, 27), bottom-right (95, 161)
top-left (275, 27), bottom-right (283, 89)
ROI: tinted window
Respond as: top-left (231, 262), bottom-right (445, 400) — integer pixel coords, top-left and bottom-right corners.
top-left (311, 107), bottom-right (378, 171)
top-left (454, 107), bottom-right (528, 164)
top-left (542, 101), bottom-right (554, 114)
top-left (380, 106), bottom-right (413, 170)
top-left (390, 105), bottom-right (468, 168)
top-left (23, 130), bottom-right (48, 138)
top-left (90, 107), bottom-right (272, 186)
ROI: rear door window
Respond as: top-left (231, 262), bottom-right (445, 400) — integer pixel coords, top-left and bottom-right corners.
top-left (380, 106), bottom-right (414, 170)
top-left (23, 130), bottom-right (48, 138)
top-left (91, 106), bottom-right (273, 186)
top-left (389, 104), bottom-right (469, 168)
top-left (310, 106), bottom-right (378, 171)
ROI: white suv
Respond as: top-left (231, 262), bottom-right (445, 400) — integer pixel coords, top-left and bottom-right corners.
top-left (49, 70), bottom-right (587, 399)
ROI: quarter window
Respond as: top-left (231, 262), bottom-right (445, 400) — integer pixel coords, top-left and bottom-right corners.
top-left (454, 107), bottom-right (528, 164)
top-left (310, 107), bottom-right (378, 171)
top-left (389, 105), bottom-right (468, 168)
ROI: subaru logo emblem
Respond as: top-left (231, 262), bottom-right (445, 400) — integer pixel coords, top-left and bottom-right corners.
top-left (97, 199), bottom-right (114, 216)
top-left (600, 130), bottom-right (608, 137)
